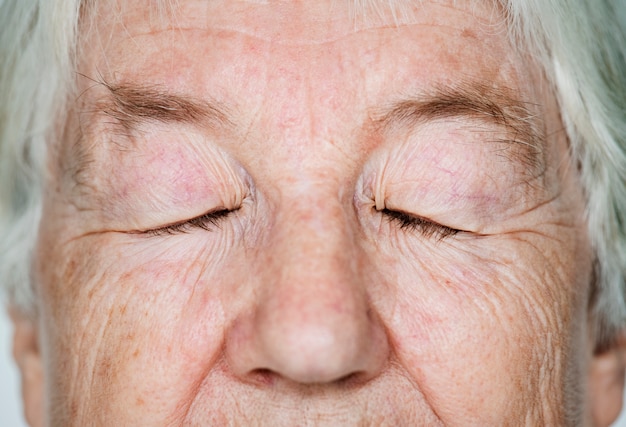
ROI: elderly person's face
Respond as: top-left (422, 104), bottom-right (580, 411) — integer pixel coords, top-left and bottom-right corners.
top-left (10, 0), bottom-right (626, 426)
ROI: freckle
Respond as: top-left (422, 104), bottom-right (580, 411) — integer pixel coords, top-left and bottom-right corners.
top-left (70, 401), bottom-right (78, 418)
top-left (64, 259), bottom-right (77, 278)
top-left (461, 28), bottom-right (477, 39)
top-left (99, 358), bottom-right (113, 377)
top-left (132, 349), bottom-right (140, 358)
top-left (136, 397), bottom-right (145, 406)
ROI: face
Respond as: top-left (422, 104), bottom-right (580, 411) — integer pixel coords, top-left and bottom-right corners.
top-left (11, 0), bottom-right (626, 425)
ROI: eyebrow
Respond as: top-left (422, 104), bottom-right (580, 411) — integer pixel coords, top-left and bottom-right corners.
top-left (95, 80), bottom-right (233, 131)
top-left (375, 82), bottom-right (546, 174)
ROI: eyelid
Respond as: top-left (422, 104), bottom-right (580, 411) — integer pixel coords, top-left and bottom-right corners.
top-left (136, 208), bottom-right (232, 237)
top-left (381, 208), bottom-right (461, 240)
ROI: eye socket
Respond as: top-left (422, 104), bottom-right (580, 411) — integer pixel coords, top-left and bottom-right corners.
top-left (139, 208), bottom-right (233, 237)
top-left (381, 208), bottom-right (460, 240)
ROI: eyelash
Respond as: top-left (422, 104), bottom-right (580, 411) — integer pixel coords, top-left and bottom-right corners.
top-left (143, 209), bottom-right (232, 237)
top-left (381, 208), bottom-right (460, 240)
top-left (140, 207), bottom-right (458, 240)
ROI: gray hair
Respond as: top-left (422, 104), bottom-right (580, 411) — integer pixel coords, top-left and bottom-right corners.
top-left (1, 0), bottom-right (625, 348)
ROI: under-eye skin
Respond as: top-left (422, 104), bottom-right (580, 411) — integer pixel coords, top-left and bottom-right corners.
top-left (381, 208), bottom-right (461, 240)
top-left (138, 208), bottom-right (233, 237)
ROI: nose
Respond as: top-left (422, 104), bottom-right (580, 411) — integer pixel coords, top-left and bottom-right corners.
top-left (225, 202), bottom-right (389, 385)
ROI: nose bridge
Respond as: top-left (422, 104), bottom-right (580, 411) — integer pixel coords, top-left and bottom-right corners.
top-left (263, 196), bottom-right (361, 324)
top-left (278, 191), bottom-right (355, 269)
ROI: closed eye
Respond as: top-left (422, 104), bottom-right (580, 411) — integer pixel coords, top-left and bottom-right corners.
top-left (138, 208), bottom-right (233, 237)
top-left (381, 208), bottom-right (460, 240)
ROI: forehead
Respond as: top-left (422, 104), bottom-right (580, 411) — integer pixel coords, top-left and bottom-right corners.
top-left (83, 0), bottom-right (506, 40)
top-left (76, 0), bottom-right (540, 117)
top-left (79, 0), bottom-right (520, 80)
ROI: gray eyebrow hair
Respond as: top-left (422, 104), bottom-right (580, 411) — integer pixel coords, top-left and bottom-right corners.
top-left (96, 80), bottom-right (233, 131)
top-left (375, 82), bottom-right (546, 175)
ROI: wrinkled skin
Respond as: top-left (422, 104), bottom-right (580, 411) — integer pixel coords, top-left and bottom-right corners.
top-left (10, 0), bottom-right (626, 426)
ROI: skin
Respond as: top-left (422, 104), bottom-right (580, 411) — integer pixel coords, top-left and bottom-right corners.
top-left (9, 0), bottom-right (626, 425)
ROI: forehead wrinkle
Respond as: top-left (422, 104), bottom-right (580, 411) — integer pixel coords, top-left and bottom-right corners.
top-left (85, 0), bottom-right (496, 48)
top-left (373, 80), bottom-right (546, 177)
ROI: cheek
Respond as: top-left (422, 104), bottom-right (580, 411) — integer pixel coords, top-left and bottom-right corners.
top-left (35, 231), bottom-right (240, 424)
top-left (370, 235), bottom-right (590, 423)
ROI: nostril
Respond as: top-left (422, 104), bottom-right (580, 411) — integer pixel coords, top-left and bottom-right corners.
top-left (334, 371), bottom-right (372, 388)
top-left (247, 368), bottom-right (366, 388)
top-left (339, 372), bottom-right (359, 383)
top-left (248, 368), bottom-right (277, 386)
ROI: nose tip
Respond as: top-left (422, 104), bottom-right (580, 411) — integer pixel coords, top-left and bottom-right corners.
top-left (251, 297), bottom-right (388, 384)
top-left (227, 291), bottom-right (389, 386)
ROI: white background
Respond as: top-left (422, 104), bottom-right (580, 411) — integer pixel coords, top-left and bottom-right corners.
top-left (2, 308), bottom-right (626, 426)
top-left (1, 309), bottom-right (25, 427)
